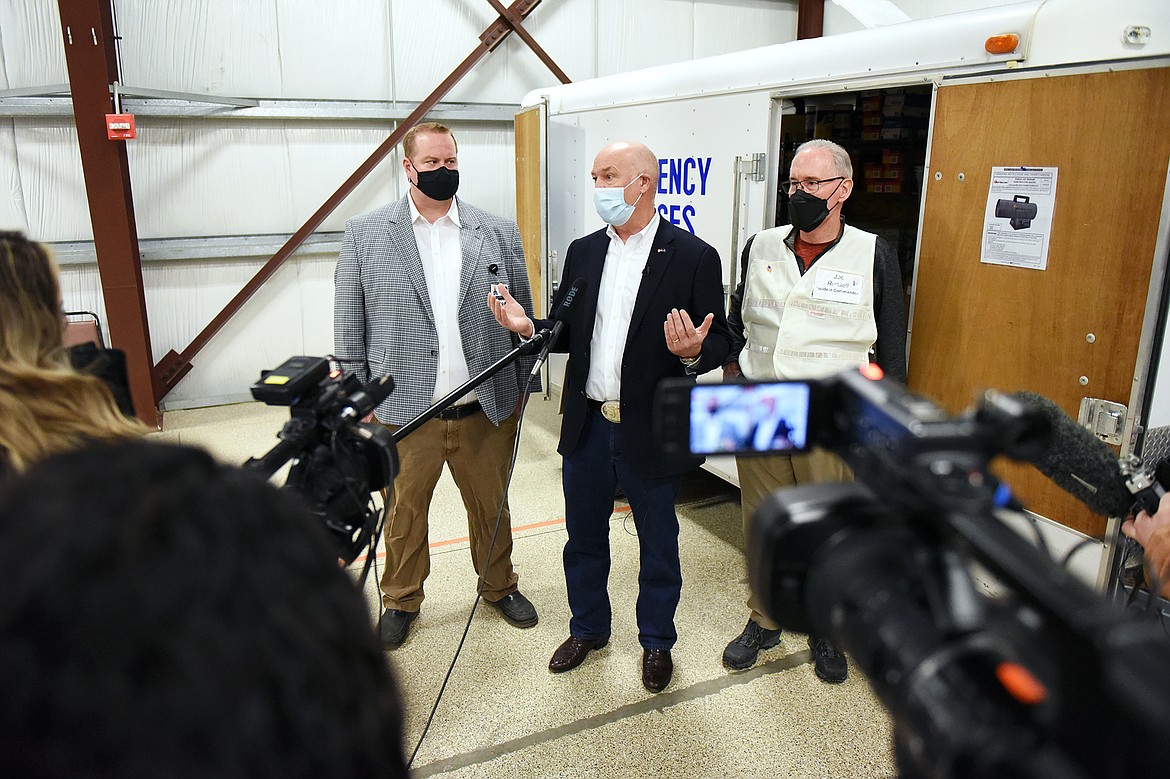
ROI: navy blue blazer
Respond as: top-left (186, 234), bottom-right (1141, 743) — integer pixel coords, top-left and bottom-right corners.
top-left (537, 219), bottom-right (732, 479)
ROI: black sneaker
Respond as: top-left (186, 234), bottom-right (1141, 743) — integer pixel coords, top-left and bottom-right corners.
top-left (808, 636), bottom-right (848, 682)
top-left (489, 591), bottom-right (538, 628)
top-left (379, 608), bottom-right (418, 649)
top-left (722, 619), bottom-right (783, 670)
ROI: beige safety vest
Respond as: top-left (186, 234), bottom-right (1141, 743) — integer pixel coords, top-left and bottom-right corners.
top-left (739, 225), bottom-right (877, 381)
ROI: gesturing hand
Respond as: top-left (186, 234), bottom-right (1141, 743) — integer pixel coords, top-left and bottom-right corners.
top-left (664, 308), bottom-right (712, 359)
top-left (486, 283), bottom-right (534, 338)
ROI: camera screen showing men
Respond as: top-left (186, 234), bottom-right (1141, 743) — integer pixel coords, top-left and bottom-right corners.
top-left (489, 140), bottom-right (732, 693)
top-left (722, 139), bottom-right (908, 681)
top-left (333, 122), bottom-right (540, 649)
top-left (689, 383), bottom-right (810, 455)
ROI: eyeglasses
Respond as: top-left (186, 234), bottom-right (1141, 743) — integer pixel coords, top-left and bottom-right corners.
top-left (782, 177), bottom-right (845, 196)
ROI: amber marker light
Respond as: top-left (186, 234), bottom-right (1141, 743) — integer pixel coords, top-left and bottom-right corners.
top-left (985, 33), bottom-right (1020, 55)
top-left (996, 661), bottom-right (1048, 705)
top-left (859, 363), bottom-right (884, 381)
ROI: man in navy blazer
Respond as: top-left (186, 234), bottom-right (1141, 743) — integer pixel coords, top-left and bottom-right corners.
top-left (489, 141), bottom-right (731, 693)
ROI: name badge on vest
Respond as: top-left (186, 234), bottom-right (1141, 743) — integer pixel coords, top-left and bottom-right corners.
top-left (811, 268), bottom-right (864, 305)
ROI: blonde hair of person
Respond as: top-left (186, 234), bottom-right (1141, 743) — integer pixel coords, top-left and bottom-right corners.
top-left (0, 231), bottom-right (143, 472)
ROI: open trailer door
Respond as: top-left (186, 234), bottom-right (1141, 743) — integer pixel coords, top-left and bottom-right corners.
top-left (909, 66), bottom-right (1170, 541)
top-left (514, 100), bottom-right (548, 318)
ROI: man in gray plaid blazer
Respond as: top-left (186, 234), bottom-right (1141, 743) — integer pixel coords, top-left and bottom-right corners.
top-left (334, 122), bottom-right (539, 649)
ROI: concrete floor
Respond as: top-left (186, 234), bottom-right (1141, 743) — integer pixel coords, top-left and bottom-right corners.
top-left (156, 394), bottom-right (895, 778)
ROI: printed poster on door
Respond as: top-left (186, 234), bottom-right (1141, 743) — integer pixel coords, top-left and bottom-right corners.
top-left (979, 166), bottom-right (1058, 270)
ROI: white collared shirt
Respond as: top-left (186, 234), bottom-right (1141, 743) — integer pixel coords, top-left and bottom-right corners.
top-left (408, 194), bottom-right (476, 405)
top-left (585, 214), bottom-right (661, 401)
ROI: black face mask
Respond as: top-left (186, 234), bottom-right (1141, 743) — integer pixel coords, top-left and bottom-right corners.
top-left (787, 180), bottom-right (843, 232)
top-left (412, 165), bottom-right (459, 201)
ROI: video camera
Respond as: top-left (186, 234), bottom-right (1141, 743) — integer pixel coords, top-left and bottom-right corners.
top-left (246, 356), bottom-right (398, 565)
top-left (656, 367), bottom-right (1170, 778)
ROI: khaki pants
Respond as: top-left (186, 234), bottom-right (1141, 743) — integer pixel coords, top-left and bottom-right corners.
top-left (736, 448), bottom-right (851, 631)
top-left (379, 410), bottom-right (520, 611)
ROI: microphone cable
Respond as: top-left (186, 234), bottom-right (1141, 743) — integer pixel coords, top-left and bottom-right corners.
top-left (403, 279), bottom-right (586, 764)
top-left (406, 385), bottom-right (539, 768)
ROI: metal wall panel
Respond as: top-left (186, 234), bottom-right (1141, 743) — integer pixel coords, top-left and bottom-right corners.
top-left (596, 0), bottom-right (695, 75)
top-left (270, 0), bottom-right (394, 100)
top-left (0, 1), bottom-right (68, 88)
top-left (0, 123), bottom-right (28, 229)
top-left (694, 0), bottom-right (797, 59)
top-left (11, 118), bottom-right (89, 240)
top-left (388, 0), bottom-right (495, 103)
top-left (115, 1), bottom-right (284, 97)
top-left (121, 120), bottom-right (397, 238)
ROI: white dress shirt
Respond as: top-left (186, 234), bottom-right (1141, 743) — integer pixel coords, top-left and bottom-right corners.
top-left (408, 194), bottom-right (476, 405)
top-left (585, 214), bottom-right (660, 401)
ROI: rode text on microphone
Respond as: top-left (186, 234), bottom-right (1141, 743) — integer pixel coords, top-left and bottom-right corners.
top-left (527, 277), bottom-right (588, 381)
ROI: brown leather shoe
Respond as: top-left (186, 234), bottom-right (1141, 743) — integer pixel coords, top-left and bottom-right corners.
top-left (548, 634), bottom-right (609, 673)
top-left (642, 649), bottom-right (673, 693)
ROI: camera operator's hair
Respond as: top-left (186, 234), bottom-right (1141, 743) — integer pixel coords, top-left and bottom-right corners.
top-left (0, 231), bottom-right (142, 473)
top-left (0, 440), bottom-right (409, 778)
top-left (403, 120), bottom-right (457, 159)
top-left (794, 139), bottom-right (854, 179)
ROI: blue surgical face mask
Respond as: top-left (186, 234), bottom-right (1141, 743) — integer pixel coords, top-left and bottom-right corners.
top-left (593, 176), bottom-right (643, 226)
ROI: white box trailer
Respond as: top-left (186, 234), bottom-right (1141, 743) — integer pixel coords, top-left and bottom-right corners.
top-left (513, 0), bottom-right (1170, 588)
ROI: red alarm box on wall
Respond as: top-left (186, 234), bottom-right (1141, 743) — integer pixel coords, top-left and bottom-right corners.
top-left (106, 113), bottom-right (136, 140)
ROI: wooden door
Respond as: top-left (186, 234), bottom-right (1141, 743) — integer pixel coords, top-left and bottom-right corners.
top-left (514, 103), bottom-right (546, 317)
top-left (909, 67), bottom-right (1170, 536)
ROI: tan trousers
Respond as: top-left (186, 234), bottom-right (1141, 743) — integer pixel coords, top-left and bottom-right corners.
top-left (736, 448), bottom-right (851, 631)
top-left (379, 410), bottom-right (520, 611)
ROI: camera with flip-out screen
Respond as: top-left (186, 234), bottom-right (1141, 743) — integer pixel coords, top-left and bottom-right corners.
top-left (654, 367), bottom-right (1170, 778)
top-left (246, 356), bottom-right (398, 564)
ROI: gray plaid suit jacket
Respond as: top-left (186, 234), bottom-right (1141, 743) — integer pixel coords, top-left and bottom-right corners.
top-left (333, 194), bottom-right (538, 425)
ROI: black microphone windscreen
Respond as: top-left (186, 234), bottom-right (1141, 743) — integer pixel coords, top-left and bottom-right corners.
top-left (1012, 391), bottom-right (1135, 517)
top-left (555, 278), bottom-right (588, 323)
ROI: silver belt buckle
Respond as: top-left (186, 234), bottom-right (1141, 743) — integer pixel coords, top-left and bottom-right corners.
top-left (600, 400), bottom-right (621, 423)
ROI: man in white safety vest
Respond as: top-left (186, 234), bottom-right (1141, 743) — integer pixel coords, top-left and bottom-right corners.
top-left (722, 139), bottom-right (907, 682)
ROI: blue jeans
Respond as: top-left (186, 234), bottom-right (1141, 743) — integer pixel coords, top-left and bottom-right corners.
top-left (562, 408), bottom-right (682, 650)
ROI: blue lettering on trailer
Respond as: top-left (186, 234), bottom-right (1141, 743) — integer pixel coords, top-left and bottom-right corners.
top-left (658, 157), bottom-right (712, 196)
top-left (656, 156), bottom-right (713, 235)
